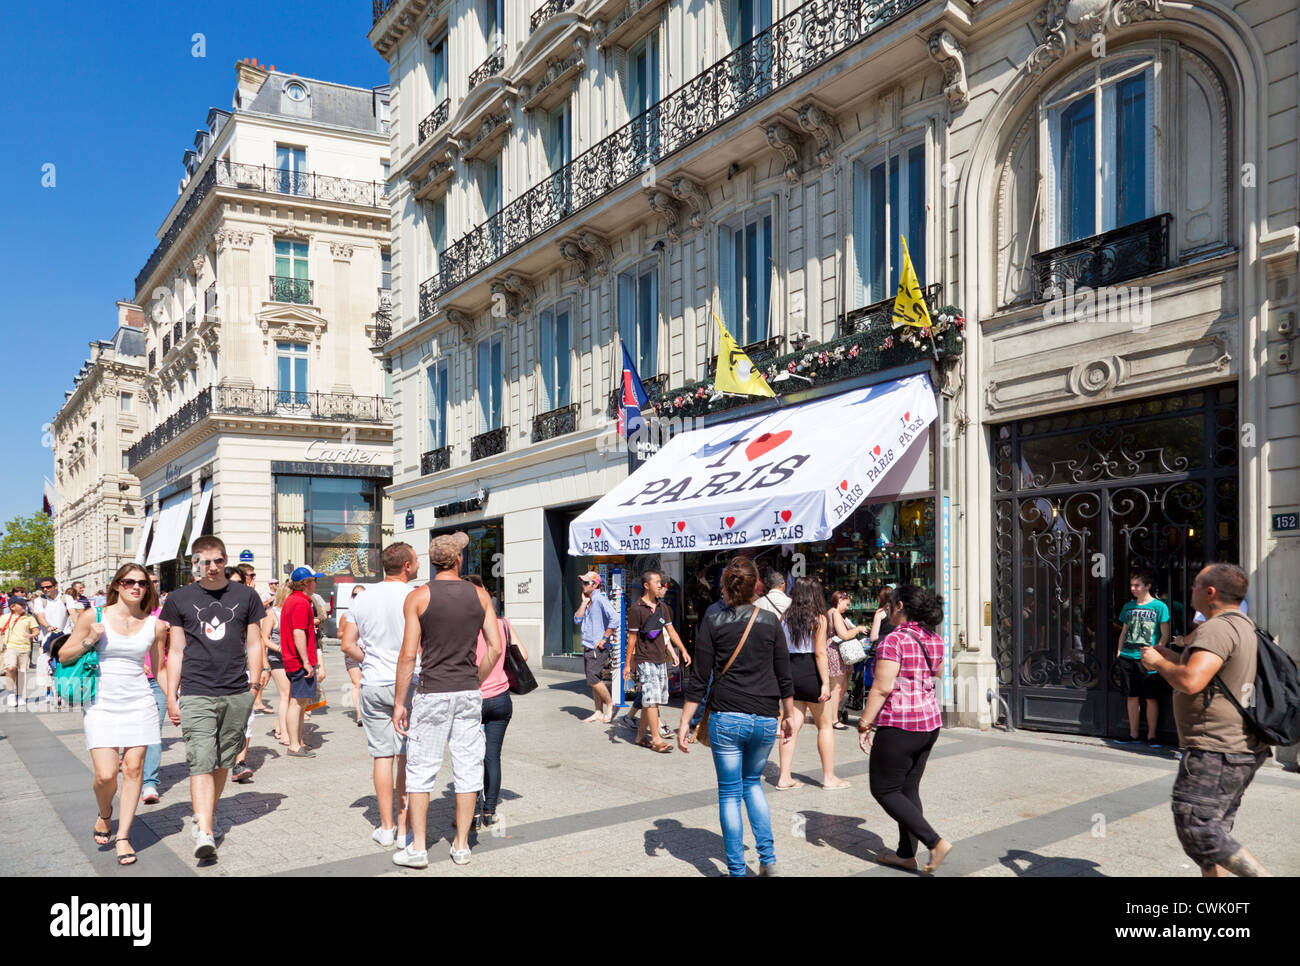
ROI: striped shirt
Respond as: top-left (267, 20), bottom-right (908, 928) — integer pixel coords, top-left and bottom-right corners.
top-left (873, 622), bottom-right (944, 732)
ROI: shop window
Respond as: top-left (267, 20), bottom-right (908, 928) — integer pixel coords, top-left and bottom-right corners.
top-left (718, 209), bottom-right (772, 345)
top-left (851, 142), bottom-right (925, 308)
top-left (275, 474), bottom-right (383, 584)
top-left (433, 520), bottom-right (504, 612)
top-left (539, 302), bottom-right (572, 412)
top-left (618, 262), bottom-right (659, 377)
top-left (476, 334), bottom-right (504, 432)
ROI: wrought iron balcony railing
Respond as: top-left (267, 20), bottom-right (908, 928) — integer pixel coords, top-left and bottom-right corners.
top-left (372, 0), bottom-right (398, 24)
top-left (269, 275), bottom-right (314, 305)
top-left (184, 308), bottom-right (196, 334)
top-left (147, 349), bottom-right (156, 371)
top-left (706, 335), bottom-right (785, 375)
top-left (378, 287), bottom-right (393, 311)
top-left (420, 445), bottom-right (451, 475)
top-left (127, 390), bottom-right (212, 466)
top-left (373, 288), bottom-right (393, 345)
top-left (839, 283), bottom-right (943, 338)
top-left (204, 281), bottom-right (218, 317)
top-left (468, 45), bottom-right (506, 92)
top-left (418, 98), bottom-right (451, 144)
top-left (136, 159), bottom-right (390, 296)
top-left (531, 402), bottom-right (578, 442)
top-left (162, 333), bottom-right (171, 355)
top-left (606, 372), bottom-right (669, 419)
top-left (418, 0), bottom-right (928, 319)
top-left (173, 321), bottom-right (183, 344)
top-left (470, 426), bottom-right (508, 461)
top-left (530, 0), bottom-right (577, 33)
top-left (1031, 214), bottom-right (1172, 303)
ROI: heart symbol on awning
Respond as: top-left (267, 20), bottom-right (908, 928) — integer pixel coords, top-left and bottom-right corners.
top-left (904, 411), bottom-right (910, 421)
top-left (745, 430), bottom-right (792, 462)
top-left (676, 521), bottom-right (686, 532)
top-left (780, 510), bottom-right (792, 522)
top-left (633, 525), bottom-right (641, 535)
top-left (840, 480), bottom-right (848, 491)
top-left (594, 528), bottom-right (601, 537)
top-left (873, 445), bottom-right (882, 456)
top-left (725, 516), bottom-right (736, 528)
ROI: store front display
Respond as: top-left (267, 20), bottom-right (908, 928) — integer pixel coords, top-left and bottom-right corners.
top-left (275, 474), bottom-right (389, 599)
top-left (430, 519), bottom-right (504, 612)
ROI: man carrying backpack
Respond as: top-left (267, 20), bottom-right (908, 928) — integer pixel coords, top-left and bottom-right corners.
top-left (1140, 563), bottom-right (1272, 877)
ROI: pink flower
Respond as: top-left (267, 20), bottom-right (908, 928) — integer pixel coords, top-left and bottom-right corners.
top-left (883, 335), bottom-right (895, 350)
top-left (848, 344), bottom-right (860, 358)
top-left (921, 327), bottom-right (932, 338)
top-left (674, 396), bottom-right (683, 407)
top-left (787, 362), bottom-right (796, 373)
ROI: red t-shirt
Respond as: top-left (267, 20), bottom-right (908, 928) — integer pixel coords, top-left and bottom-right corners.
top-left (280, 592), bottom-right (318, 673)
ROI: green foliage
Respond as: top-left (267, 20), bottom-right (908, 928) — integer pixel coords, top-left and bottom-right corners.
top-left (0, 513), bottom-right (54, 586)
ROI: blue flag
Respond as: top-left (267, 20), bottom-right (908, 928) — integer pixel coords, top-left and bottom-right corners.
top-left (619, 344), bottom-right (649, 438)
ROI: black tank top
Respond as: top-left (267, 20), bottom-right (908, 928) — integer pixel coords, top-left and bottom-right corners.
top-left (417, 580), bottom-right (486, 694)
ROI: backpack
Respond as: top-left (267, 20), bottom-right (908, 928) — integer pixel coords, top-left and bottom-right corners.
top-left (1212, 615), bottom-right (1300, 746)
top-left (49, 633), bottom-right (100, 706)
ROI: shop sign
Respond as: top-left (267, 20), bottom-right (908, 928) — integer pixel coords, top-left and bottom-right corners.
top-left (239, 550), bottom-right (254, 563)
top-left (164, 463), bottom-right (184, 483)
top-left (1272, 512), bottom-right (1299, 534)
top-left (405, 510), bottom-right (415, 530)
top-left (433, 497), bottom-right (483, 519)
top-left (303, 439), bottom-right (379, 464)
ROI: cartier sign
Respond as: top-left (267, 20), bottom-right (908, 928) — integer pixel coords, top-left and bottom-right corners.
top-left (303, 439), bottom-right (379, 464)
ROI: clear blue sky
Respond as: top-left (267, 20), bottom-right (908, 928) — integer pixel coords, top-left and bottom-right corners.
top-left (0, 0), bottom-right (389, 526)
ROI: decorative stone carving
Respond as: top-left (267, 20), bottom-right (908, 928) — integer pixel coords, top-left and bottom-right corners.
top-left (445, 309), bottom-right (475, 342)
top-left (764, 122), bottom-right (803, 184)
top-left (490, 272), bottom-right (537, 320)
top-left (329, 242), bottom-right (355, 260)
top-left (1027, 0), bottom-right (1166, 75)
top-left (1112, 0), bottom-right (1165, 27)
top-left (527, 54), bottom-right (585, 108)
top-left (214, 228), bottom-right (256, 251)
top-left (191, 254), bottom-right (206, 278)
top-left (668, 178), bottom-right (706, 232)
top-left (1068, 356), bottom-right (1124, 397)
top-left (200, 324), bottom-right (221, 351)
top-left (795, 103), bottom-right (836, 169)
top-left (559, 239), bottom-right (592, 286)
top-left (927, 30), bottom-right (968, 110)
top-left (576, 230), bottom-right (613, 277)
top-left (646, 189), bottom-right (681, 243)
top-left (271, 223), bottom-right (312, 244)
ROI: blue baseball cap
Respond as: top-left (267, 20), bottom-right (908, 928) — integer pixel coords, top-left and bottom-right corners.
top-left (290, 567), bottom-right (325, 581)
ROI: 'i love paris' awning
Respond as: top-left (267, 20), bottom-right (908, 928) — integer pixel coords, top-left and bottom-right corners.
top-left (568, 372), bottom-right (938, 555)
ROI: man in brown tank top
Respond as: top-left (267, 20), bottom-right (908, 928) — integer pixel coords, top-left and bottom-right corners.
top-left (392, 532), bottom-right (503, 868)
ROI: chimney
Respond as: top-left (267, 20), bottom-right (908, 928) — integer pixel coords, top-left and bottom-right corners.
top-left (235, 57), bottom-right (269, 108)
top-left (117, 300), bottom-right (145, 329)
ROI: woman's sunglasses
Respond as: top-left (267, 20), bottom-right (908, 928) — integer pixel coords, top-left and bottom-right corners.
top-left (118, 578), bottom-right (149, 589)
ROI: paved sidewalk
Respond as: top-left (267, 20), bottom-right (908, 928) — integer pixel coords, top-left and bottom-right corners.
top-left (2, 645), bottom-right (1297, 877)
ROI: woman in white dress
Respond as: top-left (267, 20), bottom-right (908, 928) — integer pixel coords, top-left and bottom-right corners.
top-left (59, 563), bottom-right (165, 866)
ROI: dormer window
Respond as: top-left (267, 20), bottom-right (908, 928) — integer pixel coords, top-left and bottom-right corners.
top-left (285, 82), bottom-right (307, 102)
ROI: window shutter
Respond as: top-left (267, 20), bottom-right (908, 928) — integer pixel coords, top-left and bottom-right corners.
top-left (851, 160), bottom-right (869, 309)
top-left (718, 224), bottom-right (736, 329)
top-left (539, 308), bottom-right (555, 412)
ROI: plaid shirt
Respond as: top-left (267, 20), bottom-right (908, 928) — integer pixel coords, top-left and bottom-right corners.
top-left (873, 622), bottom-right (943, 732)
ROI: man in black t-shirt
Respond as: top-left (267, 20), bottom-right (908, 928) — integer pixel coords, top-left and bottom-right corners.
top-left (159, 535), bottom-right (265, 863)
top-left (624, 571), bottom-right (688, 753)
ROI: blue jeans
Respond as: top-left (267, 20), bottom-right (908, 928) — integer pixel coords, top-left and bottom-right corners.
top-left (142, 678), bottom-right (167, 791)
top-left (708, 712), bottom-right (778, 876)
top-left (480, 692), bottom-right (513, 812)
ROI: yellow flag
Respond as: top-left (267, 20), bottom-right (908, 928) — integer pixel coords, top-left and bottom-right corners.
top-left (891, 235), bottom-right (932, 329)
top-left (713, 314), bottom-right (775, 397)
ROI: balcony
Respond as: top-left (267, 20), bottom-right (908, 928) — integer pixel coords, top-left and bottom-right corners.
top-left (1030, 214), bottom-right (1172, 303)
top-left (172, 321), bottom-right (183, 345)
top-left (204, 281), bottom-right (218, 319)
top-left (468, 46), bottom-right (506, 92)
top-left (418, 98), bottom-right (451, 144)
top-left (470, 426), bottom-right (508, 461)
top-left (147, 349), bottom-right (156, 371)
top-left (839, 283), bottom-right (943, 338)
top-left (372, 0), bottom-right (397, 23)
top-left (269, 275), bottom-right (314, 305)
top-left (135, 159), bottom-right (390, 297)
top-left (530, 0), bottom-right (577, 33)
top-left (706, 335), bottom-right (785, 376)
top-left (418, 0), bottom-right (929, 319)
top-left (184, 307), bottom-right (196, 334)
top-left (420, 445), bottom-right (451, 475)
top-left (162, 333), bottom-right (172, 355)
top-left (606, 372), bottom-right (668, 419)
top-left (373, 288), bottom-right (393, 346)
top-left (531, 403), bottom-right (578, 442)
top-left (128, 386), bottom-right (394, 468)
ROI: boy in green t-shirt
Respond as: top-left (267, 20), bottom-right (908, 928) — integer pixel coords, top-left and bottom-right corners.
top-left (1115, 568), bottom-right (1171, 746)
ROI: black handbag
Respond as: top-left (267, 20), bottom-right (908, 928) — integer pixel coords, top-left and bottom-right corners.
top-left (501, 619), bottom-right (538, 695)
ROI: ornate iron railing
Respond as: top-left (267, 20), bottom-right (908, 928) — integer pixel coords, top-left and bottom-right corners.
top-left (418, 98), bottom-right (451, 143)
top-left (162, 333), bottom-right (171, 355)
top-left (468, 46), bottom-right (506, 92)
top-left (531, 403), bottom-right (578, 442)
top-left (530, 0), bottom-right (577, 33)
top-left (606, 372), bottom-right (669, 418)
top-left (173, 321), bottom-right (183, 344)
top-left (204, 281), bottom-right (218, 317)
top-left (1031, 214), bottom-right (1172, 303)
top-left (420, 445), bottom-right (451, 474)
top-left (470, 426), bottom-right (508, 461)
top-left (147, 349), bottom-right (156, 371)
top-left (839, 283), bottom-right (943, 338)
top-left (128, 390), bottom-right (212, 466)
top-left (270, 275), bottom-right (314, 305)
top-left (372, 0), bottom-right (398, 24)
top-left (135, 160), bottom-right (389, 296)
top-left (706, 335), bottom-right (785, 375)
top-left (374, 288), bottom-right (393, 345)
top-left (418, 0), bottom-right (928, 319)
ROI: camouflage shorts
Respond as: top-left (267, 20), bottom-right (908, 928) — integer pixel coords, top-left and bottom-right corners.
top-left (1170, 748), bottom-right (1268, 870)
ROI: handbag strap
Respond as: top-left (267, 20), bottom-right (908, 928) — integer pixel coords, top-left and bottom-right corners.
top-left (897, 626), bottom-right (937, 680)
top-left (718, 606), bottom-right (761, 678)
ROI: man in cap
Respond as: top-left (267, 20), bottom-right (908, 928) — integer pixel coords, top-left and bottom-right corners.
top-left (392, 532), bottom-right (503, 868)
top-left (280, 566), bottom-right (326, 758)
top-left (574, 570), bottom-right (618, 723)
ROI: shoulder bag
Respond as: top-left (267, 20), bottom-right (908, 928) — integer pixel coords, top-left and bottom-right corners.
top-left (697, 606), bottom-right (761, 749)
top-left (501, 618), bottom-right (538, 695)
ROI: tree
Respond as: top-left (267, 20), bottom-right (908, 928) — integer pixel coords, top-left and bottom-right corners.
top-left (0, 513), bottom-right (54, 590)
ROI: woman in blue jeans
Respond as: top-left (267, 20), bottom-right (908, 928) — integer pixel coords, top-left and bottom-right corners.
top-left (468, 576), bottom-right (528, 828)
top-left (678, 556), bottom-right (794, 876)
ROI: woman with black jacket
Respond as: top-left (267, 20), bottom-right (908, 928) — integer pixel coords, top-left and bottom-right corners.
top-left (678, 556), bottom-right (795, 877)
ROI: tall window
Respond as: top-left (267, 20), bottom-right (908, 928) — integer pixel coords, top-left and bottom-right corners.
top-left (427, 196), bottom-right (447, 274)
top-left (426, 359), bottom-right (449, 450)
top-left (476, 334), bottom-right (504, 432)
top-left (547, 102), bottom-right (572, 213)
top-left (539, 302), bottom-right (572, 412)
top-left (628, 31), bottom-right (659, 163)
top-left (852, 142), bottom-right (926, 307)
top-left (431, 35), bottom-right (448, 104)
top-left (277, 342), bottom-right (309, 406)
top-left (727, 0), bottom-right (772, 102)
top-left (123, 527), bottom-right (135, 554)
top-left (1046, 56), bottom-right (1155, 245)
top-left (274, 239), bottom-right (310, 303)
top-left (719, 210), bottom-right (772, 345)
top-left (120, 392), bottom-right (133, 412)
top-left (618, 263), bottom-right (659, 377)
top-left (381, 250), bottom-right (392, 291)
top-left (275, 144), bottom-right (307, 196)
top-left (480, 154), bottom-right (502, 221)
top-left (483, 0), bottom-right (504, 47)
top-left (121, 451), bottom-right (131, 472)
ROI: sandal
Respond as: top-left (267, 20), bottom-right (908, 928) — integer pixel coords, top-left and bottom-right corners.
top-left (638, 736), bottom-right (672, 754)
top-left (115, 837), bottom-right (137, 866)
top-left (832, 722), bottom-right (850, 731)
top-left (93, 814), bottom-right (112, 847)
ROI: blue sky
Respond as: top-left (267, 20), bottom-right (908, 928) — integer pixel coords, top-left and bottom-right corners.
top-left (0, 0), bottom-right (389, 526)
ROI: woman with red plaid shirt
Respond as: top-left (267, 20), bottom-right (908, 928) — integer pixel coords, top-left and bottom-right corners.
top-left (858, 584), bottom-right (953, 873)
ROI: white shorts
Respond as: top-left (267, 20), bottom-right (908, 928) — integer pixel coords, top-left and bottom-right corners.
top-left (404, 690), bottom-right (485, 794)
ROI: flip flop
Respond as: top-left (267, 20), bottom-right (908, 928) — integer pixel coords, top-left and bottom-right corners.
top-left (93, 814), bottom-right (112, 847)
top-left (115, 837), bottom-right (137, 866)
top-left (832, 722), bottom-right (850, 731)
top-left (638, 737), bottom-right (672, 754)
top-left (822, 779), bottom-right (852, 790)
top-left (774, 781), bottom-right (804, 790)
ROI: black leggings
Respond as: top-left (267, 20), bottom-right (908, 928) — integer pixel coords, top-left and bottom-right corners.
top-left (480, 692), bottom-right (513, 812)
top-left (868, 726), bottom-right (941, 860)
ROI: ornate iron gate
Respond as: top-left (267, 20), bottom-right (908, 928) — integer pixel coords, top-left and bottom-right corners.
top-left (992, 386), bottom-right (1239, 736)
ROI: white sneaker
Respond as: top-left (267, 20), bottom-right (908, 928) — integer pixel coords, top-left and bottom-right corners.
top-left (392, 845), bottom-right (428, 869)
top-left (395, 830), bottom-right (412, 850)
top-left (193, 831), bottom-right (217, 860)
top-left (449, 846), bottom-right (471, 866)
top-left (15, 697), bottom-right (26, 707)
top-left (5, 694), bottom-right (16, 708)
top-left (372, 826), bottom-right (396, 848)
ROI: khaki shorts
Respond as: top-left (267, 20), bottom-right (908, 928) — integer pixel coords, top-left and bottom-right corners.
top-left (179, 691), bottom-right (255, 776)
top-left (3, 647), bottom-right (29, 671)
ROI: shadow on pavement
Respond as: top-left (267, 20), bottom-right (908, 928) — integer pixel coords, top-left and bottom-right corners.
top-left (643, 818), bottom-right (727, 876)
top-left (799, 810), bottom-right (891, 866)
top-left (999, 849), bottom-right (1106, 877)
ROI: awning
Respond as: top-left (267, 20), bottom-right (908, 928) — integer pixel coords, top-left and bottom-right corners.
top-left (133, 512), bottom-right (154, 565)
top-left (146, 492), bottom-right (193, 566)
top-left (186, 481), bottom-right (214, 555)
top-left (568, 372), bottom-right (937, 555)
